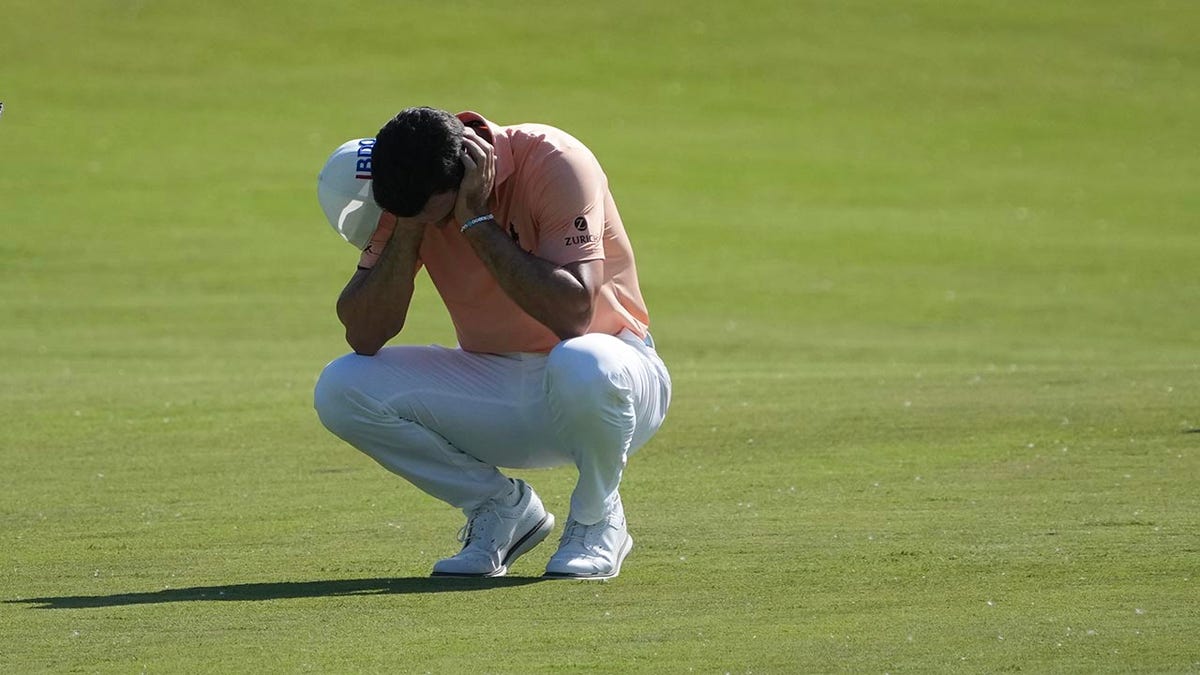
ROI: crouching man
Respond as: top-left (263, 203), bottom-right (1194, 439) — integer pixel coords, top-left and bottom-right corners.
top-left (313, 107), bottom-right (671, 579)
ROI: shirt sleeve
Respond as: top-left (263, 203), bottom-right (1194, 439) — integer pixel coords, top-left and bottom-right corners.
top-left (531, 145), bottom-right (607, 266)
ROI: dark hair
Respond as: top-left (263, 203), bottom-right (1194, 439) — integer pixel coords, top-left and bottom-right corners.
top-left (371, 107), bottom-right (465, 217)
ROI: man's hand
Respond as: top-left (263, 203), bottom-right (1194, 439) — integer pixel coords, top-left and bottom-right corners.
top-left (455, 127), bottom-right (496, 223)
top-left (387, 211), bottom-right (430, 243)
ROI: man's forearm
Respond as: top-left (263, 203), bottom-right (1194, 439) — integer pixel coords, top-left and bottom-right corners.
top-left (336, 225), bottom-right (425, 355)
top-left (462, 222), bottom-right (595, 339)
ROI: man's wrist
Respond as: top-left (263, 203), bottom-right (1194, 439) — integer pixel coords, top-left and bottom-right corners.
top-left (460, 213), bottom-right (495, 233)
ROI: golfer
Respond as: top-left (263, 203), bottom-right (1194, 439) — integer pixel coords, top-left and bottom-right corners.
top-left (313, 107), bottom-right (671, 579)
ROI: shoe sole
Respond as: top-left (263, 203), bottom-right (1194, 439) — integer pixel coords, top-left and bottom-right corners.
top-left (542, 533), bottom-right (633, 581)
top-left (504, 512), bottom-right (555, 567)
top-left (430, 512), bottom-right (556, 579)
top-left (430, 567), bottom-right (508, 578)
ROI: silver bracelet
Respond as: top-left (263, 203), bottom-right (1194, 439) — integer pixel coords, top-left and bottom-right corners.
top-left (460, 213), bottom-right (495, 233)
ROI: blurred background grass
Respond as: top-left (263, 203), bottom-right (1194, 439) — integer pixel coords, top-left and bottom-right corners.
top-left (2, 0), bottom-right (1198, 672)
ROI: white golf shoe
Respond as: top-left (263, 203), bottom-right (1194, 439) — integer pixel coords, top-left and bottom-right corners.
top-left (431, 479), bottom-right (554, 578)
top-left (543, 497), bottom-right (633, 580)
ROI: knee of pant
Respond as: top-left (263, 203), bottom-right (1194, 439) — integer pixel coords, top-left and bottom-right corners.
top-left (313, 354), bottom-right (375, 436)
top-left (546, 335), bottom-right (626, 405)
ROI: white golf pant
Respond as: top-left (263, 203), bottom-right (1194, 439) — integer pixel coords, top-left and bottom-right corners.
top-left (313, 330), bottom-right (671, 525)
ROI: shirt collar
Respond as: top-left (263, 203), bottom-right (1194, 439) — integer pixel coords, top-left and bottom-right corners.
top-left (456, 111), bottom-right (513, 188)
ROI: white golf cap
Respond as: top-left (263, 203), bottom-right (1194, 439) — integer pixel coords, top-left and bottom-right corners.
top-left (317, 138), bottom-right (384, 250)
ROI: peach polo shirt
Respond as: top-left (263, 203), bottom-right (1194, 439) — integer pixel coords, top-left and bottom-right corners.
top-left (358, 111), bottom-right (650, 354)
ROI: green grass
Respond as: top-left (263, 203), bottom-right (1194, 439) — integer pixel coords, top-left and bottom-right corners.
top-left (2, 0), bottom-right (1199, 671)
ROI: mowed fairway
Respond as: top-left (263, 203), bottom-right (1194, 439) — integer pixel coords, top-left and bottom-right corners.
top-left (2, 0), bottom-right (1198, 671)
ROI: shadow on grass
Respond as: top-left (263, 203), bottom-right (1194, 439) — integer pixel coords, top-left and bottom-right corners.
top-left (6, 576), bottom-right (548, 609)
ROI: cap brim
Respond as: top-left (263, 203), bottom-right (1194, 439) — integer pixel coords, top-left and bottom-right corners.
top-left (318, 178), bottom-right (383, 250)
